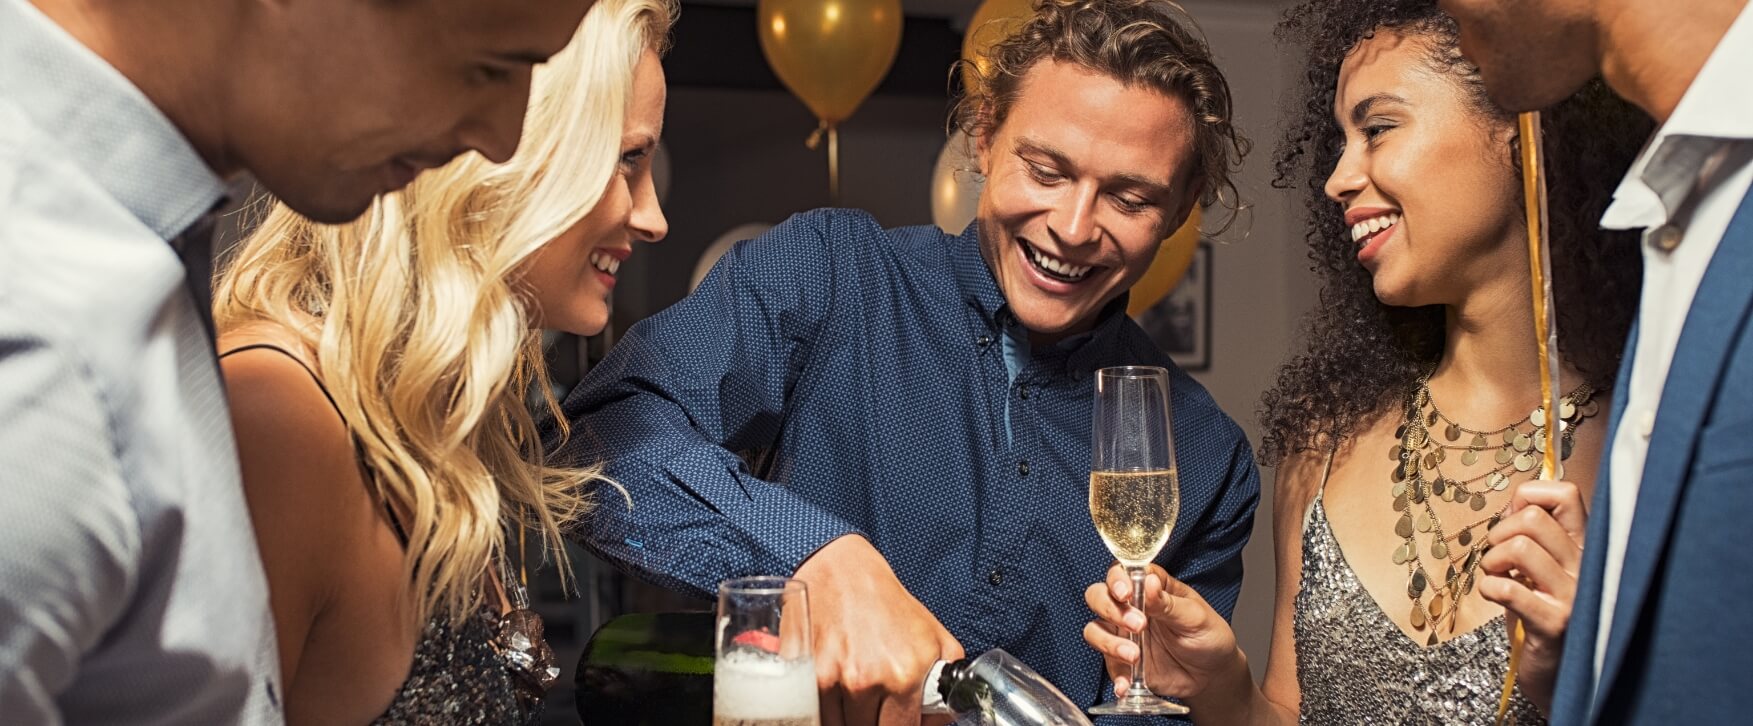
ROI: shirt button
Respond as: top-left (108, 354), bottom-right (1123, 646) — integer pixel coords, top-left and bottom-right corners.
top-left (1017, 460), bottom-right (1030, 476)
top-left (1650, 224), bottom-right (1683, 252)
top-left (977, 334), bottom-right (993, 348)
top-left (988, 569), bottom-right (1005, 586)
top-left (1638, 410), bottom-right (1656, 440)
top-left (1018, 385), bottom-right (1031, 400)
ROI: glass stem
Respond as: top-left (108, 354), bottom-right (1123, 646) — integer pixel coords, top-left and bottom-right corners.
top-left (1127, 565), bottom-right (1150, 698)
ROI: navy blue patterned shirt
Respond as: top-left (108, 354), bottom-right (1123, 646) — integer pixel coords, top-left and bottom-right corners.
top-left (552, 209), bottom-right (1259, 720)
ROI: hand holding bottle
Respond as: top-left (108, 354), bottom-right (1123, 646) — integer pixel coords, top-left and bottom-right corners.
top-left (793, 534), bottom-right (964, 726)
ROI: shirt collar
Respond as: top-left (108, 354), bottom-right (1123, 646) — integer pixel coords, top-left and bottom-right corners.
top-left (0, 0), bottom-right (228, 240)
top-left (950, 220), bottom-right (1011, 318)
top-left (1600, 2), bottom-right (1753, 231)
top-left (948, 220), bottom-right (1133, 378)
top-left (1060, 296), bottom-right (1133, 379)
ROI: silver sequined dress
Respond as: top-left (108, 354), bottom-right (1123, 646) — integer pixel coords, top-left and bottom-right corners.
top-left (1294, 494), bottom-right (1546, 725)
top-left (369, 607), bottom-right (537, 726)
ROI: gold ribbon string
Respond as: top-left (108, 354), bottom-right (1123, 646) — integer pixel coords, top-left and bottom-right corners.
top-left (1497, 109), bottom-right (1561, 726)
top-left (804, 122), bottom-right (842, 206)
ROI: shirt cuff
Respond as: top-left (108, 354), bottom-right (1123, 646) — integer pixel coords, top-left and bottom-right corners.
top-left (595, 447), bottom-right (861, 598)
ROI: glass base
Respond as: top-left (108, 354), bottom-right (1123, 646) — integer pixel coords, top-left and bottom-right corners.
top-left (1088, 688), bottom-right (1190, 717)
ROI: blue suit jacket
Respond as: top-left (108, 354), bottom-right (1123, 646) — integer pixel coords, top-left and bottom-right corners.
top-left (1550, 193), bottom-right (1753, 724)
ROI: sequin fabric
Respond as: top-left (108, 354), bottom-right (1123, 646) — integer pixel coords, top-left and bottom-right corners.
top-left (1295, 496), bottom-right (1545, 725)
top-left (370, 605), bottom-right (540, 726)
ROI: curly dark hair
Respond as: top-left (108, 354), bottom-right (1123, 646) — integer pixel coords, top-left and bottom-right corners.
top-left (951, 0), bottom-right (1251, 231)
top-left (1256, 0), bottom-right (1652, 463)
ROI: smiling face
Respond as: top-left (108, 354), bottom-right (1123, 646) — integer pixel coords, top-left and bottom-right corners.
top-left (522, 49), bottom-right (669, 336)
top-left (975, 59), bottom-right (1201, 344)
top-left (1323, 29), bottom-right (1524, 308)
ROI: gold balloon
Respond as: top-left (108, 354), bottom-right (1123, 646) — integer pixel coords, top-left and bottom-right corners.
top-left (931, 131), bottom-right (981, 233)
top-left (960, 0), bottom-right (1035, 92)
top-left (1127, 207), bottom-right (1202, 317)
top-left (757, 0), bottom-right (903, 125)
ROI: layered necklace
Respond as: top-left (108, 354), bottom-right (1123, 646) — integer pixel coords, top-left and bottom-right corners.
top-left (1389, 378), bottom-right (1598, 644)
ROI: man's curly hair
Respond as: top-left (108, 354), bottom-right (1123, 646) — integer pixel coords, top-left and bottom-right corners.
top-left (952, 0), bottom-right (1250, 231)
top-left (1256, 0), bottom-right (1652, 463)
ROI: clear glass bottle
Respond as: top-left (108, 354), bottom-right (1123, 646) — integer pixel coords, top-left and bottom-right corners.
top-left (923, 649), bottom-right (1093, 726)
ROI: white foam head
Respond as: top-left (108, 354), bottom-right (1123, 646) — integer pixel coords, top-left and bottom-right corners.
top-left (714, 651), bottom-right (818, 719)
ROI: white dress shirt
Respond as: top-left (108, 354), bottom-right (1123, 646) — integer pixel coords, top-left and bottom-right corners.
top-left (1593, 2), bottom-right (1753, 684)
top-left (0, 1), bottom-right (282, 723)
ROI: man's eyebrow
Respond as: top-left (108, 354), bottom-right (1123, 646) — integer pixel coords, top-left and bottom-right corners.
top-left (1112, 172), bottom-right (1175, 198)
top-left (1013, 137), bottom-right (1071, 166)
top-left (1014, 137), bottom-right (1175, 197)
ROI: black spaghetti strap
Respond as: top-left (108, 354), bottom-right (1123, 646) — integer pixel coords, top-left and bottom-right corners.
top-left (219, 342), bottom-right (411, 545)
top-left (219, 343), bottom-right (345, 418)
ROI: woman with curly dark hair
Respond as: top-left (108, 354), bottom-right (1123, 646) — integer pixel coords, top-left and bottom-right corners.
top-left (1080, 0), bottom-right (1651, 722)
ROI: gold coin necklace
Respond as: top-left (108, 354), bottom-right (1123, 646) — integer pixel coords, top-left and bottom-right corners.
top-left (1389, 378), bottom-right (1597, 645)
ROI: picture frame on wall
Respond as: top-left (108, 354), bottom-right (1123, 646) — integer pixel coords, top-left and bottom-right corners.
top-left (1136, 241), bottom-right (1212, 372)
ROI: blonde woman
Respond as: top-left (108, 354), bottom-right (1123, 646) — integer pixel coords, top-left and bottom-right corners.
top-left (210, 0), bottom-right (673, 721)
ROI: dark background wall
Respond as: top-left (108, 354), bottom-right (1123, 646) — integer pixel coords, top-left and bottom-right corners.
top-left (608, 5), bottom-right (965, 333)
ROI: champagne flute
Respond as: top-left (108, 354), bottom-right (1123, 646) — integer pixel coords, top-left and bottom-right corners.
top-left (1087, 366), bottom-right (1186, 716)
top-left (714, 577), bottom-right (820, 726)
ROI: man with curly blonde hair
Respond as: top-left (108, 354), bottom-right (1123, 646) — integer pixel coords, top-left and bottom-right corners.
top-left (556, 0), bottom-right (1258, 721)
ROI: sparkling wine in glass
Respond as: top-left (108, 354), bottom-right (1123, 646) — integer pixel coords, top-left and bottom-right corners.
top-left (1087, 366), bottom-right (1187, 716)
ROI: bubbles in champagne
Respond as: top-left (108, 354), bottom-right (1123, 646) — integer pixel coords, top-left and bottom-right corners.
top-left (1089, 469), bottom-right (1179, 566)
top-left (714, 651), bottom-right (820, 726)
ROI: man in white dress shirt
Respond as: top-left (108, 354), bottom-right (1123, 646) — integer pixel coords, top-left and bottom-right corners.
top-left (0, 0), bottom-right (592, 722)
top-left (1438, 0), bottom-right (1753, 722)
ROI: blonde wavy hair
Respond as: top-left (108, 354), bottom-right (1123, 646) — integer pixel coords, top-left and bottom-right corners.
top-left (214, 0), bottom-right (677, 626)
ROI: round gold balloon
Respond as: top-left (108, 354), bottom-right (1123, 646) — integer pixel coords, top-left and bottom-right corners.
top-left (1126, 207), bottom-right (1202, 317)
top-left (757, 0), bottom-right (903, 125)
top-left (931, 131), bottom-right (981, 233)
top-left (960, 0), bottom-right (1035, 92)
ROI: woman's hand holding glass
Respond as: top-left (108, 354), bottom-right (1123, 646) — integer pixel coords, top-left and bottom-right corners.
top-left (1083, 563), bottom-right (1244, 704)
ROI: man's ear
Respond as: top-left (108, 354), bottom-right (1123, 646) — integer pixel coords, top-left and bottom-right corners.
top-left (972, 103), bottom-right (998, 176)
top-left (975, 132), bottom-right (992, 177)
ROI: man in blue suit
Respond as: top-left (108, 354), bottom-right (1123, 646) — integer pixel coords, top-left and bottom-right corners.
top-left (1437, 0), bottom-right (1753, 722)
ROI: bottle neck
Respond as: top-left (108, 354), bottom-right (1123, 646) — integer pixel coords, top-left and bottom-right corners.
top-left (938, 656), bottom-right (982, 713)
